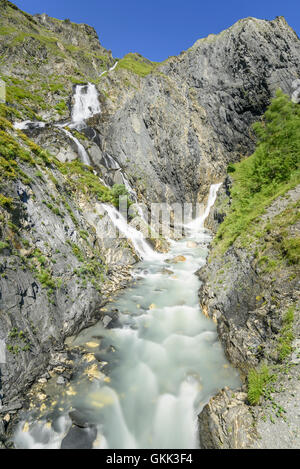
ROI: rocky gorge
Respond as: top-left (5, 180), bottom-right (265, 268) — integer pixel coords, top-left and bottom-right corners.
top-left (0, 0), bottom-right (299, 449)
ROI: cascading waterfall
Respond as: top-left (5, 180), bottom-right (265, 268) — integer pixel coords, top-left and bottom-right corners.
top-left (14, 183), bottom-right (240, 449)
top-left (13, 83), bottom-right (101, 167)
top-left (120, 172), bottom-right (137, 201)
top-left (104, 204), bottom-right (162, 261)
top-left (100, 60), bottom-right (119, 77)
top-left (101, 153), bottom-right (138, 201)
top-left (186, 183), bottom-right (222, 232)
top-left (56, 82), bottom-right (101, 166)
top-left (12, 80), bottom-right (136, 197)
top-left (71, 83), bottom-right (101, 124)
top-left (59, 126), bottom-right (91, 166)
top-left (102, 153), bottom-right (121, 170)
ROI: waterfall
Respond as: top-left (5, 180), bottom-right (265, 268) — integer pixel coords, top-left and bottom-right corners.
top-left (55, 82), bottom-right (101, 165)
top-left (187, 183), bottom-right (222, 232)
top-left (13, 83), bottom-right (101, 168)
top-left (102, 153), bottom-right (120, 170)
top-left (108, 61), bottom-right (119, 72)
top-left (101, 153), bottom-right (138, 201)
top-left (104, 204), bottom-right (162, 262)
top-left (59, 127), bottom-right (91, 166)
top-left (100, 61), bottom-right (119, 77)
top-left (71, 83), bottom-right (101, 124)
top-left (120, 172), bottom-right (137, 201)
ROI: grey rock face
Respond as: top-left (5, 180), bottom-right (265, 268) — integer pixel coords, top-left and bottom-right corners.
top-left (199, 185), bottom-right (300, 371)
top-left (0, 155), bottom-right (136, 412)
top-left (99, 17), bottom-right (300, 204)
top-left (291, 79), bottom-right (300, 103)
top-left (198, 185), bottom-right (300, 448)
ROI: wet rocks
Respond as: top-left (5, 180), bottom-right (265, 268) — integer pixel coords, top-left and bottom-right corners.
top-left (187, 241), bottom-right (198, 248)
top-left (61, 424), bottom-right (97, 449)
top-left (166, 255), bottom-right (187, 264)
top-left (199, 388), bottom-right (258, 449)
top-left (56, 376), bottom-right (66, 386)
top-left (69, 410), bottom-right (90, 429)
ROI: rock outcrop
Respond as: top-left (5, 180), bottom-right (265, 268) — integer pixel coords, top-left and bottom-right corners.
top-left (100, 16), bottom-right (300, 203)
top-left (198, 180), bottom-right (300, 448)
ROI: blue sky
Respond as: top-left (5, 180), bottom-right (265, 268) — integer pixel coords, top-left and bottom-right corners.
top-left (13, 0), bottom-right (300, 62)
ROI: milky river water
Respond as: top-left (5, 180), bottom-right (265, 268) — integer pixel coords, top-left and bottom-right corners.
top-left (14, 187), bottom-right (240, 449)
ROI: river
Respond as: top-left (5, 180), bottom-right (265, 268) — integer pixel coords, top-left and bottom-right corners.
top-left (14, 184), bottom-right (240, 449)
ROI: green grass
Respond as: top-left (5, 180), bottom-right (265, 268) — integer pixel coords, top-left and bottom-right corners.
top-left (36, 268), bottom-right (57, 291)
top-left (117, 53), bottom-right (159, 77)
top-left (0, 241), bottom-right (9, 252)
top-left (0, 193), bottom-right (14, 209)
top-left (277, 306), bottom-right (295, 362)
top-left (214, 91), bottom-right (300, 254)
top-left (247, 364), bottom-right (276, 405)
top-left (55, 99), bottom-right (68, 114)
top-left (60, 161), bottom-right (131, 207)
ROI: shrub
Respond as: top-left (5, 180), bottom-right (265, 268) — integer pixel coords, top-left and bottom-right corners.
top-left (247, 364), bottom-right (275, 405)
top-left (215, 91), bottom-right (300, 253)
top-left (0, 193), bottom-right (13, 209)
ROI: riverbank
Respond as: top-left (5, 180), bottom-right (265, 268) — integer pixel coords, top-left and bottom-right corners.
top-left (197, 93), bottom-right (300, 448)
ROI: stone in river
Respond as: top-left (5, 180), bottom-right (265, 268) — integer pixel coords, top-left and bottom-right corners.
top-left (61, 425), bottom-right (97, 449)
top-left (161, 268), bottom-right (174, 275)
top-left (187, 241), bottom-right (198, 248)
top-left (56, 376), bottom-right (66, 385)
top-left (166, 256), bottom-right (187, 264)
top-left (69, 410), bottom-right (90, 428)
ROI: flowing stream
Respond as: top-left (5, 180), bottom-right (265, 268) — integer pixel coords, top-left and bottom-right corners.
top-left (14, 185), bottom-right (240, 449)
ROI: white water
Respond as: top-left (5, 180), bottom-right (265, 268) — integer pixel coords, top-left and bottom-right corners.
top-left (71, 83), bottom-right (101, 124)
top-left (104, 204), bottom-right (162, 262)
top-left (101, 153), bottom-right (137, 201)
top-left (120, 172), bottom-right (137, 201)
top-left (100, 61), bottom-right (119, 77)
top-left (186, 183), bottom-right (222, 232)
top-left (108, 61), bottom-right (119, 72)
top-left (14, 121), bottom-right (46, 130)
top-left (102, 153), bottom-right (120, 170)
top-left (59, 126), bottom-right (91, 166)
top-left (14, 184), bottom-right (240, 449)
top-left (56, 82), bottom-right (102, 165)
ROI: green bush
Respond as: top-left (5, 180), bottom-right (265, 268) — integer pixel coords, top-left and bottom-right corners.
top-left (0, 193), bottom-right (14, 209)
top-left (215, 91), bottom-right (300, 253)
top-left (227, 163), bottom-right (236, 173)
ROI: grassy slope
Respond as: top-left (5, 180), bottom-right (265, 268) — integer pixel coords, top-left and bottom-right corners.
top-left (0, 1), bottom-right (112, 120)
top-left (116, 53), bottom-right (159, 77)
top-left (213, 91), bottom-right (300, 265)
top-left (209, 92), bottom-right (300, 408)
